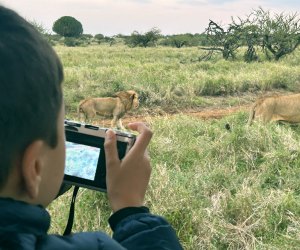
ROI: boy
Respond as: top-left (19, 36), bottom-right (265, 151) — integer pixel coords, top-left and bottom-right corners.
top-left (0, 6), bottom-right (183, 249)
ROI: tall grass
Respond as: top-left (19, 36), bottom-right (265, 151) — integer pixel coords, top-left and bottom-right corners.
top-left (49, 113), bottom-right (300, 249)
top-left (55, 45), bottom-right (300, 115)
top-left (48, 45), bottom-right (300, 249)
top-left (149, 113), bottom-right (300, 249)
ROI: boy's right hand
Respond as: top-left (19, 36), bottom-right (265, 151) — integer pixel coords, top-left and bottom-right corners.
top-left (104, 122), bottom-right (153, 212)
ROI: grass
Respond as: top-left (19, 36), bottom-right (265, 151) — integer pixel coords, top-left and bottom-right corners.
top-left (49, 113), bottom-right (300, 249)
top-left (56, 45), bottom-right (300, 115)
top-left (48, 44), bottom-right (300, 249)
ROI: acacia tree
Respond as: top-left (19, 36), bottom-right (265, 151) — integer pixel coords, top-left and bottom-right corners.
top-left (169, 34), bottom-right (191, 48)
top-left (202, 8), bottom-right (300, 62)
top-left (52, 16), bottom-right (83, 37)
top-left (229, 16), bottom-right (262, 62)
top-left (201, 20), bottom-right (244, 60)
top-left (125, 27), bottom-right (161, 47)
top-left (253, 8), bottom-right (300, 61)
top-left (29, 20), bottom-right (49, 35)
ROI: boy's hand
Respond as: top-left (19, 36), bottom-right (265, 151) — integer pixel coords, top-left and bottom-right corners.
top-left (104, 122), bottom-right (153, 212)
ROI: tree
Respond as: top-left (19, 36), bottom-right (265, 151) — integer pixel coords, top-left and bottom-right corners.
top-left (28, 20), bottom-right (57, 45)
top-left (160, 33), bottom-right (210, 48)
top-left (170, 34), bottom-right (190, 48)
top-left (143, 27), bottom-right (161, 47)
top-left (104, 36), bottom-right (117, 46)
top-left (52, 16), bottom-right (83, 37)
top-left (230, 16), bottom-right (261, 62)
top-left (201, 20), bottom-right (244, 60)
top-left (160, 34), bottom-right (191, 48)
top-left (94, 34), bottom-right (116, 46)
top-left (202, 8), bottom-right (300, 62)
top-left (242, 24), bottom-right (260, 62)
top-left (29, 20), bottom-right (49, 35)
top-left (125, 27), bottom-right (161, 47)
top-left (94, 33), bottom-right (104, 41)
top-left (253, 8), bottom-right (300, 61)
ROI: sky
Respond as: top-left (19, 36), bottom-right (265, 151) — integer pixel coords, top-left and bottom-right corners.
top-left (1, 0), bottom-right (299, 36)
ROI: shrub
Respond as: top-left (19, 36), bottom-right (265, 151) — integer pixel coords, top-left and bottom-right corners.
top-left (64, 37), bottom-right (82, 47)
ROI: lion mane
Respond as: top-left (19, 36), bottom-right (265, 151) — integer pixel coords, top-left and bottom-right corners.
top-left (78, 90), bottom-right (139, 129)
top-left (247, 93), bottom-right (300, 126)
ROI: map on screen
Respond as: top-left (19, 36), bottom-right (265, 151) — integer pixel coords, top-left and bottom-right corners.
top-left (65, 141), bottom-right (100, 181)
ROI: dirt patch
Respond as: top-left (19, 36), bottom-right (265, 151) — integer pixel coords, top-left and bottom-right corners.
top-left (183, 105), bottom-right (249, 120)
top-left (91, 105), bottom-right (250, 127)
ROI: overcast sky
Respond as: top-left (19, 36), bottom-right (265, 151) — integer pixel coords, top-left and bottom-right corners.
top-left (1, 0), bottom-right (299, 36)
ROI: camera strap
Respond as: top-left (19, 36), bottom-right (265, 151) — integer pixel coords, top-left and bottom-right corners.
top-left (63, 186), bottom-right (80, 236)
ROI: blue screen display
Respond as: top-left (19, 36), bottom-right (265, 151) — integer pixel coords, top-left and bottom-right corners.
top-left (65, 141), bottom-right (100, 181)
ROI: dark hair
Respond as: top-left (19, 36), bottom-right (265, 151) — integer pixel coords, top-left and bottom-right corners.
top-left (0, 6), bottom-right (64, 188)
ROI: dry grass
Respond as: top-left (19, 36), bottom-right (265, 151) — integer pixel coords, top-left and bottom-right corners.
top-left (48, 45), bottom-right (300, 249)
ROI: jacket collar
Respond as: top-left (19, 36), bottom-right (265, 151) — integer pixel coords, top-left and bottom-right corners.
top-left (0, 198), bottom-right (50, 236)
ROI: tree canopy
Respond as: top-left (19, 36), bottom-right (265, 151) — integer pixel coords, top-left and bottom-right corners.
top-left (52, 16), bottom-right (83, 37)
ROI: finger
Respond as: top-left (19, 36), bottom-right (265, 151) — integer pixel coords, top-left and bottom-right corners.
top-left (104, 130), bottom-right (120, 172)
top-left (127, 122), bottom-right (153, 154)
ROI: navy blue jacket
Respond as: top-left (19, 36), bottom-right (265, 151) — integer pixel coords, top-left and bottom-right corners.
top-left (0, 198), bottom-right (183, 249)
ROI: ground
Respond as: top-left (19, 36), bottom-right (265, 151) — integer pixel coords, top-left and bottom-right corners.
top-left (80, 90), bottom-right (294, 128)
top-left (88, 101), bottom-right (249, 128)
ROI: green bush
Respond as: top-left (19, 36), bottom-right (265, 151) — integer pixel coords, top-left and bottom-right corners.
top-left (64, 37), bottom-right (82, 47)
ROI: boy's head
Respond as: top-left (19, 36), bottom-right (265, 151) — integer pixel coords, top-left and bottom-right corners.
top-left (0, 6), bottom-right (65, 206)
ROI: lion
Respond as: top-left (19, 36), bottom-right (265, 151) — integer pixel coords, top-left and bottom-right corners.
top-left (77, 90), bottom-right (139, 129)
top-left (247, 93), bottom-right (300, 126)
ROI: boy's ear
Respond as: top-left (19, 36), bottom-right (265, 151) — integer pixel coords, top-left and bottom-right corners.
top-left (21, 140), bottom-right (44, 200)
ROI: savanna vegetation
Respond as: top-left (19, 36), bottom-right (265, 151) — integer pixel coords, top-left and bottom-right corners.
top-left (42, 6), bottom-right (300, 250)
top-left (35, 7), bottom-right (300, 64)
top-left (47, 42), bottom-right (300, 249)
top-left (58, 44), bottom-right (300, 116)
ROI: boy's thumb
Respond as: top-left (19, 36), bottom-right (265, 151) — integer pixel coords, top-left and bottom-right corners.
top-left (104, 130), bottom-right (119, 167)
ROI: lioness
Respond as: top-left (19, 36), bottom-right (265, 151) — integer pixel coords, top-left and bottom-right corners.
top-left (247, 93), bottom-right (300, 125)
top-left (78, 90), bottom-right (139, 129)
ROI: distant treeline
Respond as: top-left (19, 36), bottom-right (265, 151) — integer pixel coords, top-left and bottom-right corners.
top-left (32, 7), bottom-right (300, 62)
top-left (44, 31), bottom-right (211, 47)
